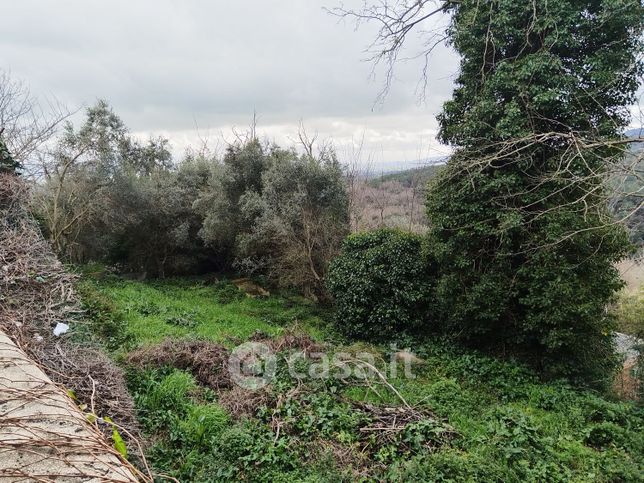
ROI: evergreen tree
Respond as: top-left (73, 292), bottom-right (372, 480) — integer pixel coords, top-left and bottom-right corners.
top-left (0, 135), bottom-right (19, 174)
top-left (427, 0), bottom-right (643, 383)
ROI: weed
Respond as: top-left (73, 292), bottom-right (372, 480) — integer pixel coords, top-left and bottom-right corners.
top-left (85, 276), bottom-right (644, 481)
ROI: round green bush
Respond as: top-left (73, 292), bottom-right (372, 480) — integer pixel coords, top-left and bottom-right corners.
top-left (326, 229), bottom-right (434, 340)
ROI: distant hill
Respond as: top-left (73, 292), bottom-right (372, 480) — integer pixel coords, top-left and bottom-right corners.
top-left (361, 130), bottom-right (643, 242)
top-left (611, 128), bottom-right (643, 247)
top-left (368, 164), bottom-right (444, 188)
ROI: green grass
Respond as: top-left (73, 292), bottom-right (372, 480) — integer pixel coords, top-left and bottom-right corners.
top-left (77, 276), bottom-right (328, 350)
top-left (77, 273), bottom-right (644, 482)
top-left (342, 344), bottom-right (644, 481)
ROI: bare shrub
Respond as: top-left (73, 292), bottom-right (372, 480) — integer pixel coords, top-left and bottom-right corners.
top-left (127, 339), bottom-right (232, 390)
top-left (0, 173), bottom-right (138, 440)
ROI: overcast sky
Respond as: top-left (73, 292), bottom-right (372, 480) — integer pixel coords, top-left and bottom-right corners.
top-left (2, 1), bottom-right (460, 169)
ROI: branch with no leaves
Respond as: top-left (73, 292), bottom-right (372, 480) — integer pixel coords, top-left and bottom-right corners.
top-left (326, 1), bottom-right (456, 104)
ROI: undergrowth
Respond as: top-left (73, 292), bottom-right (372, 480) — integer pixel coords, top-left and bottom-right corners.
top-left (79, 274), bottom-right (644, 482)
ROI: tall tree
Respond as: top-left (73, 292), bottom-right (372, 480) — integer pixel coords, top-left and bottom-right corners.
top-left (35, 100), bottom-right (173, 259)
top-left (195, 138), bottom-right (282, 259)
top-left (430, 0), bottom-right (643, 383)
top-left (334, 0), bottom-right (643, 383)
top-left (238, 147), bottom-right (350, 297)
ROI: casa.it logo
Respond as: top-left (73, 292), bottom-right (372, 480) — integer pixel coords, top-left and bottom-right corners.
top-left (228, 342), bottom-right (276, 389)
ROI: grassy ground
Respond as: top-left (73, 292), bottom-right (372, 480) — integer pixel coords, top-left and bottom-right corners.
top-left (75, 274), bottom-right (327, 350)
top-left (76, 273), bottom-right (643, 482)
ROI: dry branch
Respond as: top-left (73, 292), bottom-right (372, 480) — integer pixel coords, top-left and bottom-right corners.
top-left (0, 173), bottom-right (153, 481)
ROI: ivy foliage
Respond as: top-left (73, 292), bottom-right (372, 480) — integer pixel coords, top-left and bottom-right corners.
top-left (0, 136), bottom-right (19, 173)
top-left (426, 0), bottom-right (644, 384)
top-left (326, 229), bottom-right (435, 340)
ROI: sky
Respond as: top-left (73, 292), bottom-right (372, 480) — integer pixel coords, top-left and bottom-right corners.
top-left (1, 0), bottom-right (459, 170)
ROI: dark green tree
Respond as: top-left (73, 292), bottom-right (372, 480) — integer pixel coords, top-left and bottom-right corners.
top-left (194, 138), bottom-right (276, 258)
top-left (334, 0), bottom-right (643, 383)
top-left (0, 135), bottom-right (19, 173)
top-left (425, 0), bottom-right (643, 383)
top-left (239, 148), bottom-right (349, 296)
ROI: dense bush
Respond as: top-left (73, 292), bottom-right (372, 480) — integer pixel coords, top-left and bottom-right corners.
top-left (35, 103), bottom-right (349, 294)
top-left (194, 138), bottom-right (278, 260)
top-left (196, 138), bottom-right (349, 296)
top-left (326, 229), bottom-right (434, 339)
top-left (238, 150), bottom-right (349, 296)
top-left (101, 157), bottom-right (213, 276)
top-left (33, 101), bottom-right (215, 276)
top-left (428, 165), bottom-right (625, 382)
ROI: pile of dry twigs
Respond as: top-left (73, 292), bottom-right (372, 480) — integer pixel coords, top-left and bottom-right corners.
top-left (0, 173), bottom-right (154, 481)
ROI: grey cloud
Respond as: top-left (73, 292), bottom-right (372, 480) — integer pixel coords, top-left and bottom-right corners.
top-left (1, 0), bottom-right (459, 164)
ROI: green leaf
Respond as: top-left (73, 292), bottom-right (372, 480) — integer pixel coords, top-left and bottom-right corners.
top-left (112, 426), bottom-right (128, 459)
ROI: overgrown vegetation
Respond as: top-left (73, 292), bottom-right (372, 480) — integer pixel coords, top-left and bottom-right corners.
top-left (327, 229), bottom-right (434, 340)
top-left (422, 0), bottom-right (644, 385)
top-left (195, 138), bottom-right (349, 296)
top-left (0, 175), bottom-right (138, 461)
top-left (79, 276), bottom-right (643, 482)
top-left (2, 0), bottom-right (644, 479)
top-left (32, 105), bottom-right (349, 297)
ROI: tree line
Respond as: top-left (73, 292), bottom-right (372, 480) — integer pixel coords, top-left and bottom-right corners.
top-left (28, 100), bottom-right (348, 297)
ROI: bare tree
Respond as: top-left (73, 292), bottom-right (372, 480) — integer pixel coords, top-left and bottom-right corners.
top-left (0, 70), bottom-right (70, 177)
top-left (328, 1), bottom-right (454, 103)
top-left (429, 131), bottom-right (644, 252)
top-left (295, 121), bottom-right (334, 160)
top-left (405, 167), bottom-right (422, 231)
top-left (342, 132), bottom-right (375, 231)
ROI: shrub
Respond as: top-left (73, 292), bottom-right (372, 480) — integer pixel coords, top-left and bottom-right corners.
top-left (237, 151), bottom-right (349, 297)
top-left (326, 229), bottom-right (435, 340)
top-left (584, 422), bottom-right (629, 450)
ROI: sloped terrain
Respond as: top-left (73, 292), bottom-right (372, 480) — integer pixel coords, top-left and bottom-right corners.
top-left (0, 174), bottom-right (146, 481)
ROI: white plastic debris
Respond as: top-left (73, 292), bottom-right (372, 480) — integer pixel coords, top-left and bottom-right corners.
top-left (53, 322), bottom-right (69, 336)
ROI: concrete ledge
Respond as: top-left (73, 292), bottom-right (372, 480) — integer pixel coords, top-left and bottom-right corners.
top-left (0, 331), bottom-right (138, 482)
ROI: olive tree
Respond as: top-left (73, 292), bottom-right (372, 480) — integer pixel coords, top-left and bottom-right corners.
top-left (238, 148), bottom-right (350, 296)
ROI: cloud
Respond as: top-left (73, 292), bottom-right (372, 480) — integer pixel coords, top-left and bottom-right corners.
top-left (0, 0), bottom-right (459, 166)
